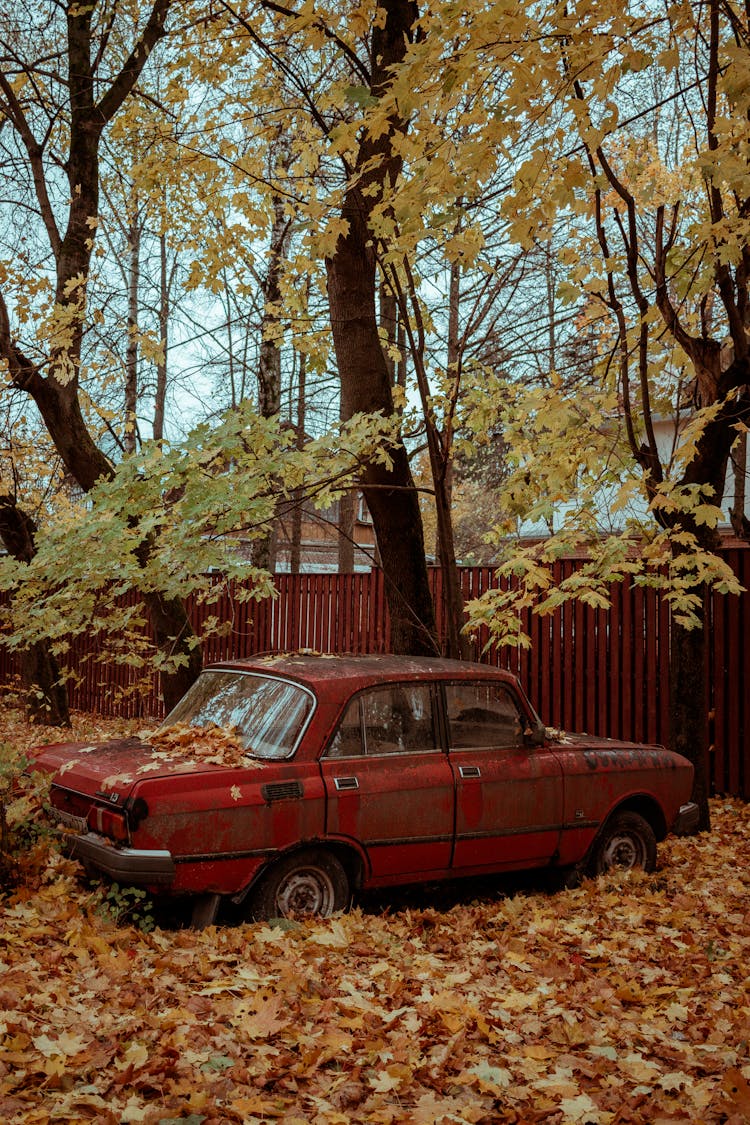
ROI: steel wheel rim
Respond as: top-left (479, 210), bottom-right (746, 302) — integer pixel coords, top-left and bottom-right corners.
top-left (601, 831), bottom-right (644, 870)
top-left (275, 866), bottom-right (335, 916)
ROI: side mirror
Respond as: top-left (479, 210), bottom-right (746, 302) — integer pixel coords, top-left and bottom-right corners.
top-left (524, 721), bottom-right (547, 747)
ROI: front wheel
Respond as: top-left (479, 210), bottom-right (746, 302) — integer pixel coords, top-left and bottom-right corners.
top-left (249, 849), bottom-right (350, 921)
top-left (588, 811), bottom-right (657, 875)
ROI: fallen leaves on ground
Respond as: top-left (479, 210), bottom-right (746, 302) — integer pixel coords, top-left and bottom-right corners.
top-left (1, 708), bottom-right (749, 1124)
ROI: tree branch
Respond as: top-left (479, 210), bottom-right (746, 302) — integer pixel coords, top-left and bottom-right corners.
top-left (0, 74), bottom-right (61, 255)
top-left (96, 0), bottom-right (172, 125)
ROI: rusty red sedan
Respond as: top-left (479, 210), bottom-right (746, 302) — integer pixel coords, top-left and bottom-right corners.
top-left (35, 654), bottom-right (699, 925)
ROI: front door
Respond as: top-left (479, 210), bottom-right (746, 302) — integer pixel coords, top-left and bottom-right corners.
top-left (445, 681), bottom-right (562, 871)
top-left (320, 682), bottom-right (454, 879)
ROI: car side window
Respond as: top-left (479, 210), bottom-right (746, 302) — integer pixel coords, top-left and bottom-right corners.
top-left (446, 682), bottom-right (524, 750)
top-left (326, 697), bottom-right (363, 758)
top-left (325, 684), bottom-right (437, 758)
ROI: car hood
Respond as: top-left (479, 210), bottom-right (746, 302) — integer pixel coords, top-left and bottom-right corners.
top-left (547, 731), bottom-right (663, 751)
top-left (546, 730), bottom-right (690, 769)
top-left (33, 736), bottom-right (254, 800)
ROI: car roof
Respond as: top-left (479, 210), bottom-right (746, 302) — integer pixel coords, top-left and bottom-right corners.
top-left (207, 652), bottom-right (518, 698)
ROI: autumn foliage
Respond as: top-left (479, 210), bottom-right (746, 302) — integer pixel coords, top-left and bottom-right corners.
top-left (0, 707), bottom-right (748, 1124)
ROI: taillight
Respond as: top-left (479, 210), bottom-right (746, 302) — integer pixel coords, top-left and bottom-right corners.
top-left (87, 806), bottom-right (129, 842)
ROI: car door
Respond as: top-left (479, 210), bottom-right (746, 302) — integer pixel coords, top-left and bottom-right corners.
top-left (320, 682), bottom-right (455, 880)
top-left (445, 680), bottom-right (563, 871)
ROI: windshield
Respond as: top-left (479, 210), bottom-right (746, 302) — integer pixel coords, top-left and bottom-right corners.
top-left (162, 671), bottom-right (314, 759)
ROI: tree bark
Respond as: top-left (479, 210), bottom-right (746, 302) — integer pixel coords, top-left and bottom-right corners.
top-left (153, 228), bottom-right (169, 445)
top-left (254, 146), bottom-right (292, 575)
top-left (289, 350), bottom-right (306, 575)
top-left (729, 431), bottom-right (750, 539)
top-left (326, 0), bottom-right (439, 656)
top-left (338, 491), bottom-right (356, 573)
top-left (0, 497), bottom-right (70, 726)
top-left (669, 610), bottom-right (711, 831)
top-left (124, 200), bottom-right (140, 455)
top-left (328, 224), bottom-right (438, 653)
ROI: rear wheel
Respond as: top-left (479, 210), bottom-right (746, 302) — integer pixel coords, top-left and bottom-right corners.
top-left (589, 812), bottom-right (657, 875)
top-left (249, 849), bottom-right (350, 921)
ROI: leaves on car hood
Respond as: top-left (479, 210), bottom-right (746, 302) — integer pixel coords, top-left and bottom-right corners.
top-left (36, 724), bottom-right (261, 796)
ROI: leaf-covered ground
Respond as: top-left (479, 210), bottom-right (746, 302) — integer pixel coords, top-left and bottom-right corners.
top-left (1, 709), bottom-right (750, 1124)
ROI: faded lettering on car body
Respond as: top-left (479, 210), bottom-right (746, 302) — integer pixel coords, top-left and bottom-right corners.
top-left (581, 746), bottom-right (679, 771)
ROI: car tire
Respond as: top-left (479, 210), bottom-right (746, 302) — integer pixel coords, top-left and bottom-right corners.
top-left (588, 811), bottom-right (657, 875)
top-left (249, 849), bottom-right (350, 921)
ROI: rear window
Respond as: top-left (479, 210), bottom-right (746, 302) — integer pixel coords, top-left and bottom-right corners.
top-left (162, 671), bottom-right (314, 759)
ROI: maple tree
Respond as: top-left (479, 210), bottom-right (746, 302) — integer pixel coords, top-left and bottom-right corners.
top-left (1, 0), bottom-right (745, 794)
top-left (380, 0), bottom-right (750, 825)
top-left (0, 399), bottom-right (70, 723)
top-left (0, 0), bottom-right (206, 711)
top-left (2, 707), bottom-right (750, 1124)
top-left (0, 402), bottom-right (400, 680)
top-left (212, 0), bottom-right (443, 653)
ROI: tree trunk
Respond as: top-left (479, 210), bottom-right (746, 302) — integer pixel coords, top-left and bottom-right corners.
top-left (140, 587), bottom-right (200, 713)
top-left (669, 611), bottom-right (711, 831)
top-left (338, 491), bottom-right (356, 573)
top-left (124, 201), bottom-right (140, 454)
top-left (436, 256), bottom-right (468, 657)
top-left (153, 227), bottom-right (169, 445)
top-left (337, 370), bottom-right (356, 573)
top-left (326, 0), bottom-right (438, 656)
top-left (289, 350), bottom-right (306, 575)
top-left (432, 459), bottom-right (469, 658)
top-left (0, 497), bottom-right (70, 726)
top-left (254, 156), bottom-right (292, 575)
top-left (729, 430), bottom-right (750, 539)
top-left (327, 221), bottom-right (438, 654)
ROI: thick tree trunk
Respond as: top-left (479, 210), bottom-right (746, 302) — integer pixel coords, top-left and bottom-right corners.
top-left (19, 646), bottom-right (71, 728)
top-left (326, 0), bottom-right (438, 656)
top-left (11, 371), bottom-right (202, 711)
top-left (141, 588), bottom-right (201, 713)
top-left (327, 222), bottom-right (438, 654)
top-left (0, 497), bottom-right (70, 726)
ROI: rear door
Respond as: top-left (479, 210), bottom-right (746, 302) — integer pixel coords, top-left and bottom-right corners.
top-left (445, 681), bottom-right (563, 871)
top-left (320, 682), bottom-right (454, 879)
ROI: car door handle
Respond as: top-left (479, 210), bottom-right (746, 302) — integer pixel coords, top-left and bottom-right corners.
top-left (459, 765), bottom-right (482, 779)
top-left (334, 776), bottom-right (359, 791)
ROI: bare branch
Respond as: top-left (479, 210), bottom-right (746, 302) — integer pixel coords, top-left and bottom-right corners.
top-left (0, 74), bottom-right (61, 255)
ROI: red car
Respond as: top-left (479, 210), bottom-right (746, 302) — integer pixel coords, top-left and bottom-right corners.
top-left (36, 654), bottom-right (699, 925)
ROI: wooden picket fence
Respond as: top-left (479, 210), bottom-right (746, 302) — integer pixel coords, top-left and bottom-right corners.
top-left (1, 551), bottom-right (748, 797)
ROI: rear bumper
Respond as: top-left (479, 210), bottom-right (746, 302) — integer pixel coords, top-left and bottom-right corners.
top-left (72, 832), bottom-right (176, 885)
top-left (672, 801), bottom-right (700, 837)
